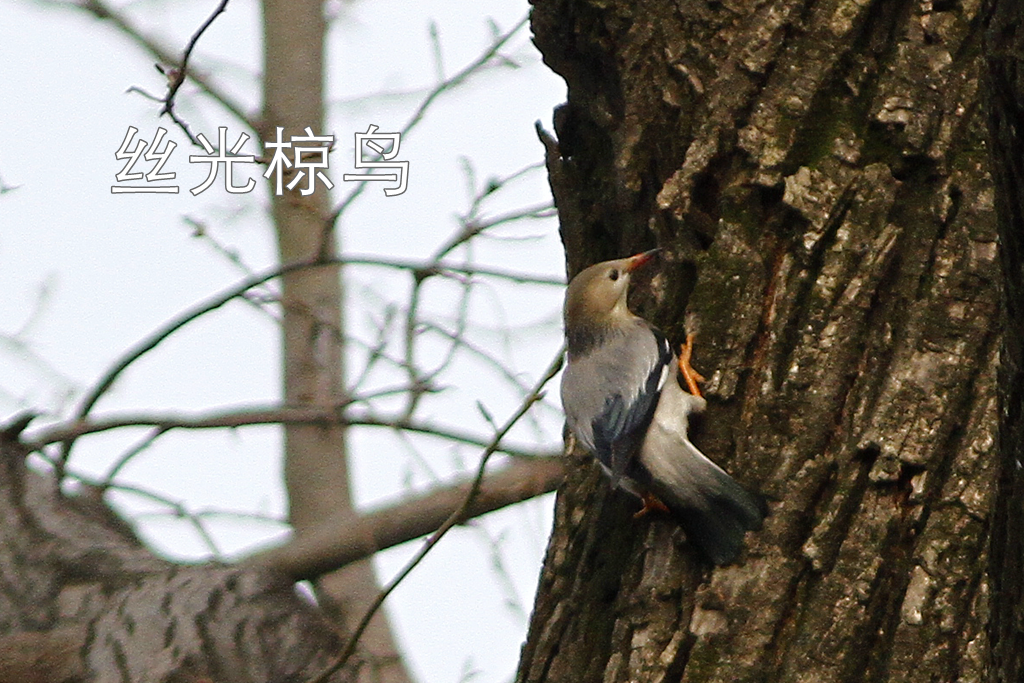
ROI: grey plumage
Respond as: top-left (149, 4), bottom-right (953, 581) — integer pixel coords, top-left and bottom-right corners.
top-left (560, 250), bottom-right (766, 565)
top-left (562, 320), bottom-right (671, 481)
top-left (638, 361), bottom-right (766, 565)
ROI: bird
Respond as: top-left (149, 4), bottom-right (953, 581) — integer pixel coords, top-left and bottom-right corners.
top-left (560, 249), bottom-right (766, 565)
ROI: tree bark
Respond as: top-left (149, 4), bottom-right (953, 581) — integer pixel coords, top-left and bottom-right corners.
top-left (521, 1), bottom-right (1001, 681)
top-left (982, 0), bottom-right (1024, 681)
top-left (0, 430), bottom-right (352, 683)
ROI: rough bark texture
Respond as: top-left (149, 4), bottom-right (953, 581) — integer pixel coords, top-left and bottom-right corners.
top-left (521, 1), bottom-right (1000, 681)
top-left (0, 431), bottom-right (351, 683)
top-left (261, 2), bottom-right (410, 681)
top-left (982, 0), bottom-right (1024, 681)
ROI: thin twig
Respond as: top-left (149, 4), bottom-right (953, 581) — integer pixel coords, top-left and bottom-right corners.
top-left (391, 428), bottom-right (443, 484)
top-left (391, 155), bottom-right (555, 417)
top-left (71, 0), bottom-right (253, 139)
top-left (57, 256), bottom-right (329, 468)
top-left (470, 524), bottom-right (527, 623)
top-left (56, 255), bottom-right (559, 467)
top-left (416, 274), bottom-right (477, 406)
top-left (165, 0), bottom-right (229, 109)
top-left (102, 426), bottom-right (169, 487)
top-left (464, 203), bottom-right (557, 235)
top-left (428, 21), bottom-right (445, 82)
top-left (184, 217), bottom-right (282, 322)
top-left (322, 15), bottom-right (530, 248)
top-left (185, 216), bottom-right (261, 279)
top-left (306, 347), bottom-right (564, 683)
top-left (346, 303), bottom-right (401, 395)
top-left (402, 272), bottom-right (425, 419)
top-left (418, 321), bottom-right (564, 436)
top-left (66, 471), bottom-right (224, 559)
top-left (157, 0), bottom-right (231, 144)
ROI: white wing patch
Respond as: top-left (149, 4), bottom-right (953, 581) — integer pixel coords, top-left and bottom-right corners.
top-left (655, 336), bottom-right (671, 392)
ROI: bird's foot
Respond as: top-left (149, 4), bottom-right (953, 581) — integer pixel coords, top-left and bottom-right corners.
top-left (633, 491), bottom-right (671, 519)
top-left (679, 333), bottom-right (705, 398)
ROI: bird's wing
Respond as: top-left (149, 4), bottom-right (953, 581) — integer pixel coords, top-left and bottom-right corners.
top-left (562, 323), bottom-right (672, 477)
top-left (639, 376), bottom-right (767, 564)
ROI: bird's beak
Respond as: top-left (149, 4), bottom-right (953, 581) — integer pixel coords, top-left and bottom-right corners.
top-left (625, 248), bottom-right (661, 272)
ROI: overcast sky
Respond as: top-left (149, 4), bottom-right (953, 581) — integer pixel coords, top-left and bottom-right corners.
top-left (0, 1), bottom-right (568, 681)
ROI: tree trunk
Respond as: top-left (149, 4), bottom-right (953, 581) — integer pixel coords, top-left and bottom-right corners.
top-left (0, 429), bottom-right (352, 683)
top-left (982, 0), bottom-right (1024, 680)
top-left (261, 3), bottom-right (410, 681)
top-left (521, 1), bottom-right (1001, 681)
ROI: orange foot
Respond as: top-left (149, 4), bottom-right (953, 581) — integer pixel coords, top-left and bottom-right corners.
top-left (633, 491), bottom-right (671, 519)
top-left (679, 332), bottom-right (705, 398)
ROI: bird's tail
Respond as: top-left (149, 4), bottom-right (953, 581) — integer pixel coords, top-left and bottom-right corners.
top-left (646, 439), bottom-right (767, 565)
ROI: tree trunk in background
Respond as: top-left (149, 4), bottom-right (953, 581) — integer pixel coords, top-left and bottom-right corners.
top-left (261, 2), bottom-right (410, 682)
top-left (521, 1), bottom-right (1003, 681)
top-left (0, 431), bottom-right (352, 683)
top-left (982, 0), bottom-right (1024, 681)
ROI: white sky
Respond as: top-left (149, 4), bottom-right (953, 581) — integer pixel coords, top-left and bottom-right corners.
top-left (0, 1), bottom-right (568, 681)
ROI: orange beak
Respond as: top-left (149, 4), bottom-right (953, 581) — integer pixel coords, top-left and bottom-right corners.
top-left (625, 248), bottom-right (661, 272)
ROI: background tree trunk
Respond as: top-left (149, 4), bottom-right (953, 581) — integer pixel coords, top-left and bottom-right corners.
top-left (521, 1), bottom-right (1001, 681)
top-left (261, 3), bottom-right (410, 681)
top-left (0, 4), bottom-right (415, 682)
top-left (0, 429), bottom-right (351, 683)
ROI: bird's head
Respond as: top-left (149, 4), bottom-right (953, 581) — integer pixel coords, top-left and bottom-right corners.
top-left (563, 249), bottom-right (660, 346)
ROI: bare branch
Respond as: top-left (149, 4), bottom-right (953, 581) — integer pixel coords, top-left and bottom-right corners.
top-left (323, 15), bottom-right (531, 242)
top-left (400, 15), bottom-right (528, 146)
top-left (428, 21), bottom-right (445, 82)
top-left (469, 523), bottom-right (528, 623)
top-left (55, 254), bottom-right (559, 467)
top-left (164, 0), bottom-right (229, 107)
top-left (58, 256), bottom-right (330, 466)
top-left (417, 322), bottom-right (563, 440)
top-left (402, 273), bottom-right (428, 418)
top-left (64, 472), bottom-right (224, 559)
top-left (420, 321), bottom-right (533, 393)
top-left (102, 426), bottom-right (168, 487)
top-left (384, 157), bottom-right (556, 418)
top-left (307, 347), bottom-right (564, 682)
top-left (243, 455), bottom-right (564, 580)
top-left (464, 202), bottom-right (557, 236)
top-left (391, 428), bottom-right (444, 483)
top-left (184, 217), bottom-right (282, 322)
top-left (347, 302), bottom-right (404, 394)
top-left (342, 254), bottom-right (563, 285)
top-left (450, 160), bottom-right (554, 257)
top-left (156, 0), bottom-right (231, 144)
top-left (26, 404), bottom-right (558, 460)
top-left (185, 216), bottom-right (261, 279)
top-left (70, 0), bottom-right (254, 134)
top-left (175, 508), bottom-right (285, 527)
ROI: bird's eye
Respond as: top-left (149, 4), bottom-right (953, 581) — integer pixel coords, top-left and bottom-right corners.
top-left (609, 269), bottom-right (620, 281)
